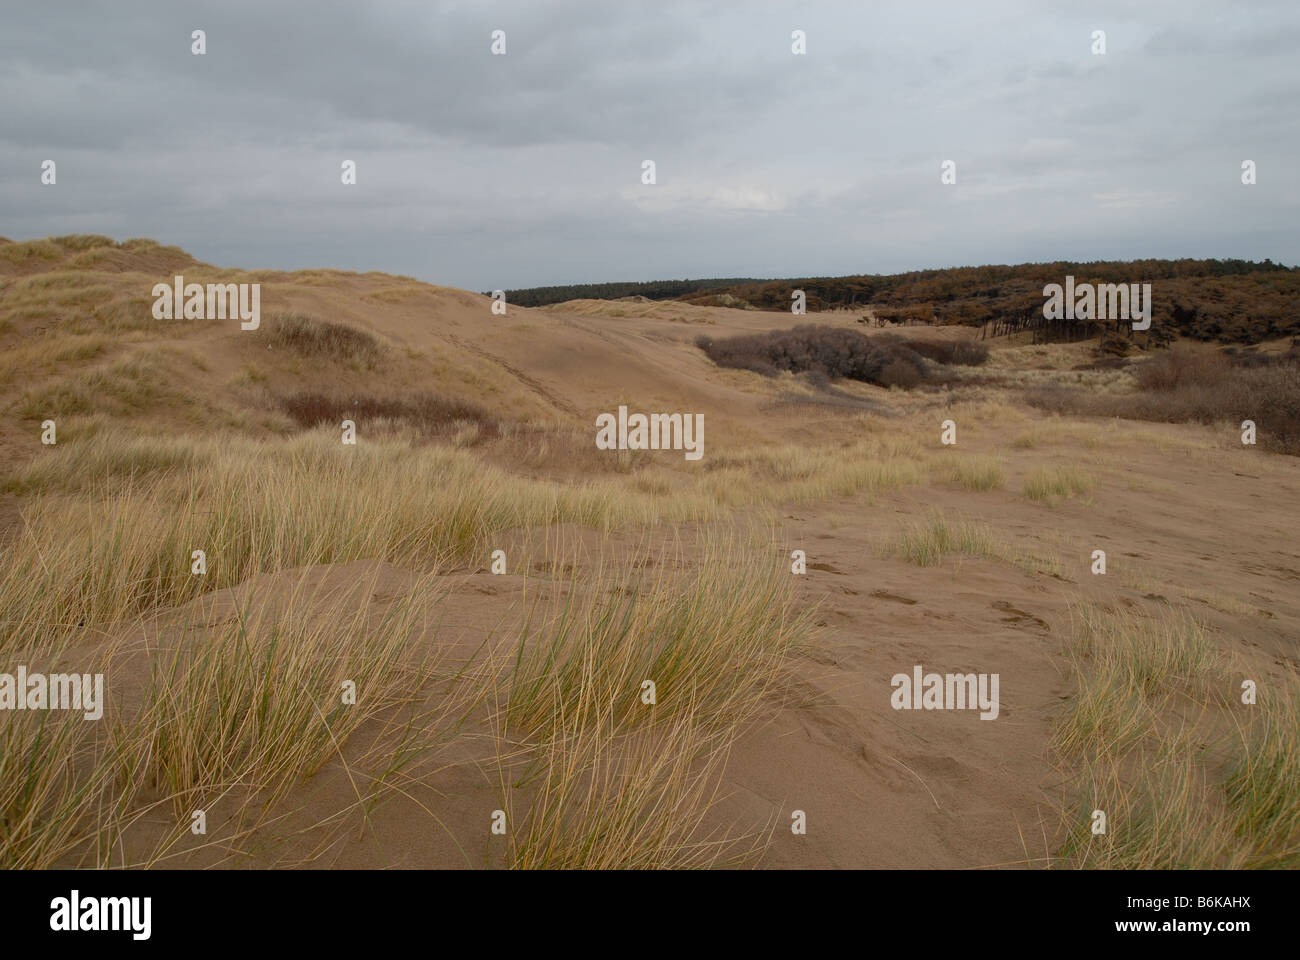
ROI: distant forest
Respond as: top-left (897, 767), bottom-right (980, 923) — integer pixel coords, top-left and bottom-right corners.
top-left (497, 277), bottom-right (767, 307)
top-left (501, 259), bottom-right (1300, 345)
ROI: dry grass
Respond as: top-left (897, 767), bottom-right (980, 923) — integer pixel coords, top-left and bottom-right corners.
top-left (1053, 604), bottom-right (1300, 868)
top-left (262, 312), bottom-right (383, 369)
top-left (0, 424), bottom-right (930, 660)
top-left (933, 455), bottom-right (1004, 491)
top-left (1024, 465), bottom-right (1095, 505)
top-left (507, 539), bottom-right (811, 740)
top-left (1, 566), bottom-right (460, 868)
top-left (891, 512), bottom-right (1063, 577)
top-left (892, 512), bottom-right (1000, 567)
top-left (497, 539), bottom-right (809, 868)
top-left (129, 571), bottom-right (447, 814)
top-left (15, 351), bottom-right (180, 421)
top-left (0, 695), bottom-right (122, 869)
top-left (0, 335), bottom-right (111, 387)
top-left (2, 430), bottom-right (195, 494)
top-left (500, 711), bottom-right (752, 869)
top-left (0, 519), bottom-right (810, 869)
top-left (280, 391), bottom-right (495, 436)
top-left (1026, 344), bottom-right (1300, 455)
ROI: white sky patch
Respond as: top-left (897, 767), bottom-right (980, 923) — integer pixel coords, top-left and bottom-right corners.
top-left (1091, 191), bottom-right (1181, 210)
top-left (621, 181), bottom-right (787, 214)
top-left (707, 186), bottom-right (788, 212)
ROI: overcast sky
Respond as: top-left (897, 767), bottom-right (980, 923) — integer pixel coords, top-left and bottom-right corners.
top-left (2, 1), bottom-right (1296, 290)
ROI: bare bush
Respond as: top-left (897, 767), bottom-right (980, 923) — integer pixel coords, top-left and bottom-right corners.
top-left (696, 325), bottom-right (930, 388)
top-left (281, 391), bottom-right (498, 439)
top-left (1026, 352), bottom-right (1300, 455)
top-left (1134, 347), bottom-right (1230, 391)
top-left (883, 335), bottom-right (989, 366)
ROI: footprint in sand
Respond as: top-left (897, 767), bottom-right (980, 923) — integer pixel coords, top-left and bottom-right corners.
top-left (991, 600), bottom-right (1049, 631)
top-left (871, 590), bottom-right (919, 605)
top-left (531, 561), bottom-right (577, 574)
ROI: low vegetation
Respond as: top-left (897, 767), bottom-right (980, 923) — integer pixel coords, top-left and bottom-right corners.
top-left (1, 524), bottom-right (809, 869)
top-left (262, 312), bottom-right (383, 369)
top-left (1054, 605), bottom-right (1299, 868)
top-left (499, 542), bottom-right (813, 868)
top-left (695, 325), bottom-right (985, 389)
top-left (892, 513), bottom-right (1000, 567)
top-left (1028, 344), bottom-right (1300, 455)
top-left (934, 455), bottom-right (1004, 491)
top-left (1024, 466), bottom-right (1096, 505)
top-left (280, 390), bottom-right (497, 436)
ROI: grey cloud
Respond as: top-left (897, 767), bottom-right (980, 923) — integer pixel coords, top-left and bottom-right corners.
top-left (0, 0), bottom-right (1295, 290)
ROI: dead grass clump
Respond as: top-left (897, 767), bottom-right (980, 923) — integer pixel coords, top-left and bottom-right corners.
top-left (507, 541), bottom-right (811, 741)
top-left (131, 570), bottom-right (446, 816)
top-left (0, 239), bottom-right (63, 265)
top-left (263, 312), bottom-right (382, 368)
top-left (49, 235), bottom-right (117, 253)
top-left (892, 512), bottom-right (1001, 566)
top-left (16, 351), bottom-right (174, 420)
top-left (1024, 466), bottom-right (1095, 505)
top-left (935, 455), bottom-right (1005, 491)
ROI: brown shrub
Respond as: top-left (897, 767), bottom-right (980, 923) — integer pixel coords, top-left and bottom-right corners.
top-left (695, 325), bottom-right (929, 388)
top-left (878, 359), bottom-right (923, 389)
top-left (1026, 356), bottom-right (1300, 455)
top-left (888, 336), bottom-right (989, 366)
top-left (1134, 347), bottom-right (1230, 391)
top-left (281, 391), bottom-right (498, 438)
top-left (1222, 344), bottom-right (1300, 369)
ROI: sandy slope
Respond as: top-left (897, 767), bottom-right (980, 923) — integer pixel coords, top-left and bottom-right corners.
top-left (0, 241), bottom-right (902, 463)
top-left (86, 417), bottom-right (1299, 869)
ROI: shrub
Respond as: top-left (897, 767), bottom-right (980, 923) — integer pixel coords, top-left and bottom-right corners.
top-left (696, 325), bottom-right (929, 388)
top-left (281, 391), bottom-right (497, 437)
top-left (1027, 350), bottom-right (1300, 455)
top-left (1135, 347), bottom-right (1230, 391)
top-left (878, 358), bottom-right (922, 389)
top-left (888, 336), bottom-right (989, 366)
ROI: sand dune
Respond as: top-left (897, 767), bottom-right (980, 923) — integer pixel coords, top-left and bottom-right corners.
top-left (2, 237), bottom-right (1297, 869)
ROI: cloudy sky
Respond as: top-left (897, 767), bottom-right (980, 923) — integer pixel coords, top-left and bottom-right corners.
top-left (2, 1), bottom-right (1296, 290)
